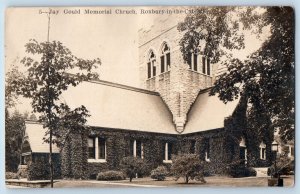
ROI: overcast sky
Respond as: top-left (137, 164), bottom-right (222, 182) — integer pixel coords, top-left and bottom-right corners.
top-left (5, 7), bottom-right (269, 114)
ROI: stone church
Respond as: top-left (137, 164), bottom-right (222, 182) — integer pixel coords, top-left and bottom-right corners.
top-left (20, 15), bottom-right (275, 179)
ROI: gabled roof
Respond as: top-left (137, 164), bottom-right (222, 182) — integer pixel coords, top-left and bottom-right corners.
top-left (24, 122), bottom-right (59, 153)
top-left (61, 80), bottom-right (177, 134)
top-left (183, 89), bottom-right (240, 134)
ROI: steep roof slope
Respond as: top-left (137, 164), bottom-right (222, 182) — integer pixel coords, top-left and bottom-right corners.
top-left (61, 80), bottom-right (177, 134)
top-left (25, 122), bottom-right (59, 153)
top-left (183, 89), bottom-right (240, 134)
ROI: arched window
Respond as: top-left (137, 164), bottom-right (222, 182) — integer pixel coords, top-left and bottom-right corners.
top-left (160, 43), bottom-right (171, 73)
top-left (147, 50), bottom-right (156, 78)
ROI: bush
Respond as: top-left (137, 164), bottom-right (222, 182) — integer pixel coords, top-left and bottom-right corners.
top-left (171, 154), bottom-right (206, 184)
top-left (150, 166), bottom-right (168, 181)
top-left (6, 172), bottom-right (18, 179)
top-left (97, 170), bottom-right (126, 181)
top-left (120, 156), bottom-right (150, 182)
top-left (28, 155), bottom-right (61, 180)
top-left (226, 160), bottom-right (257, 178)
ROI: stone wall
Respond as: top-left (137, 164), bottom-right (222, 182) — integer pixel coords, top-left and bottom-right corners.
top-left (138, 15), bottom-right (214, 132)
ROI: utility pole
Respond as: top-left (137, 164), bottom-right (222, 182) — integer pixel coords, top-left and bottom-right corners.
top-left (40, 8), bottom-right (54, 188)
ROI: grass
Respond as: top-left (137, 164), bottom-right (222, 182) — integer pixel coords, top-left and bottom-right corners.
top-left (52, 175), bottom-right (294, 188)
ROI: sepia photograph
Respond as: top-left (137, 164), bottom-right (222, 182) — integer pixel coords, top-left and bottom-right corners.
top-left (5, 6), bottom-right (295, 188)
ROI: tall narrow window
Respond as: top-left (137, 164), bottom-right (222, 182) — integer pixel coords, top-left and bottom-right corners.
top-left (88, 137), bottom-right (106, 162)
top-left (160, 43), bottom-right (171, 73)
top-left (202, 57), bottom-right (206, 74)
top-left (163, 142), bottom-right (172, 163)
top-left (88, 137), bottom-right (95, 159)
top-left (130, 139), bottom-right (144, 159)
top-left (259, 142), bottom-right (266, 160)
top-left (193, 53), bottom-right (198, 71)
top-left (98, 138), bottom-right (106, 160)
top-left (190, 140), bottom-right (196, 154)
top-left (207, 58), bottom-right (210, 75)
top-left (148, 51), bottom-right (156, 78)
top-left (205, 139), bottom-right (210, 162)
top-left (239, 137), bottom-right (247, 162)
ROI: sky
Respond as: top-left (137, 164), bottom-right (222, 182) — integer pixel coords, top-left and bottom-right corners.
top-left (5, 6), bottom-right (268, 114)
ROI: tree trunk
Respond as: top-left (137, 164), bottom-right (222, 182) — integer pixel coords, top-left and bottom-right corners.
top-left (49, 129), bottom-right (54, 188)
top-left (185, 175), bottom-right (189, 184)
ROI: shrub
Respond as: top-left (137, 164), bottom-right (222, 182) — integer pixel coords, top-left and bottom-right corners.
top-left (6, 172), bottom-right (18, 179)
top-left (171, 154), bottom-right (206, 184)
top-left (97, 170), bottom-right (126, 181)
top-left (28, 158), bottom-right (50, 180)
top-left (28, 155), bottom-right (61, 180)
top-left (120, 156), bottom-right (150, 182)
top-left (150, 166), bottom-right (168, 181)
top-left (226, 160), bottom-right (257, 178)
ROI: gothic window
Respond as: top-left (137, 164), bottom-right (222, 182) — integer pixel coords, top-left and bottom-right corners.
top-left (88, 137), bottom-right (106, 162)
top-left (147, 50), bottom-right (156, 78)
top-left (130, 139), bottom-right (144, 159)
top-left (163, 142), bottom-right (173, 163)
top-left (259, 142), bottom-right (266, 160)
top-left (160, 43), bottom-right (171, 73)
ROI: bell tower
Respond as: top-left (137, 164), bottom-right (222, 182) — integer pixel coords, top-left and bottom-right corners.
top-left (138, 15), bottom-right (217, 133)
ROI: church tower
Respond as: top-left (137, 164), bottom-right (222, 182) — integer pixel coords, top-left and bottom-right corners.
top-left (138, 14), bottom-right (218, 133)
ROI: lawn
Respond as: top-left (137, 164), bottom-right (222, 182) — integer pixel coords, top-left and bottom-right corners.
top-left (52, 175), bottom-right (294, 188)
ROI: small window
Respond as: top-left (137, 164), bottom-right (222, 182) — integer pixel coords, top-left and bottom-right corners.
top-left (88, 137), bottom-right (106, 162)
top-left (239, 137), bottom-right (247, 162)
top-left (190, 140), bottom-right (196, 154)
top-left (163, 142), bottom-right (172, 163)
top-left (259, 142), bottom-right (266, 160)
top-left (202, 57), bottom-right (206, 74)
top-left (88, 137), bottom-right (96, 159)
top-left (207, 58), bottom-right (210, 75)
top-left (130, 139), bottom-right (144, 159)
top-left (193, 53), bottom-right (198, 71)
top-left (205, 139), bottom-right (210, 162)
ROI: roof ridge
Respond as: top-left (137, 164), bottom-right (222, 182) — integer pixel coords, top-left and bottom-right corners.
top-left (86, 79), bottom-right (160, 96)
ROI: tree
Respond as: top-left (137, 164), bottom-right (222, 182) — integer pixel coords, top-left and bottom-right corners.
top-left (5, 110), bottom-right (25, 172)
top-left (171, 154), bottom-right (206, 184)
top-left (178, 7), bottom-right (295, 142)
top-left (120, 156), bottom-right (149, 182)
top-left (12, 39), bottom-right (100, 187)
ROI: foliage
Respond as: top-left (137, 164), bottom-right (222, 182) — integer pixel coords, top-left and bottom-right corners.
top-left (5, 111), bottom-right (25, 172)
top-left (210, 7), bottom-right (294, 142)
top-left (28, 157), bottom-right (50, 180)
top-left (179, 7), bottom-right (295, 143)
top-left (12, 39), bottom-right (100, 186)
top-left (267, 147), bottom-right (294, 177)
top-left (5, 172), bottom-right (18, 179)
top-left (177, 7), bottom-right (247, 64)
top-left (150, 166), bottom-right (168, 181)
top-left (120, 156), bottom-right (150, 182)
top-left (5, 63), bottom-right (24, 108)
top-left (28, 155), bottom-right (61, 180)
top-left (226, 160), bottom-right (257, 178)
top-left (171, 154), bottom-right (206, 184)
top-left (96, 170), bottom-right (126, 181)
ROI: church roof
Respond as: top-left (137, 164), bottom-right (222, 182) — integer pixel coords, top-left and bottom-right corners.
top-left (61, 80), bottom-right (177, 134)
top-left (183, 88), bottom-right (240, 134)
top-left (24, 121), bottom-right (60, 153)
